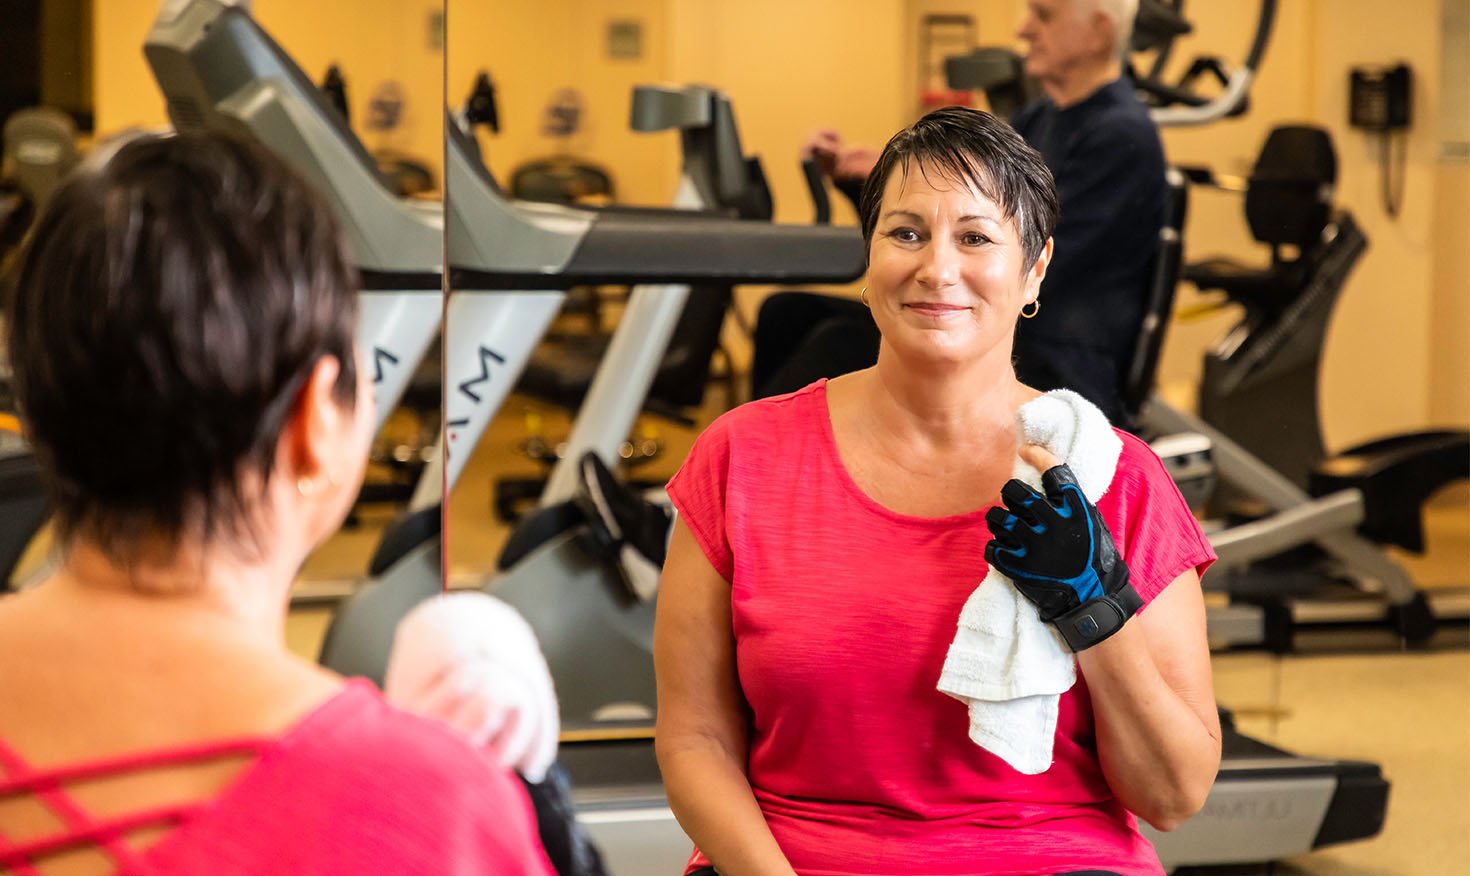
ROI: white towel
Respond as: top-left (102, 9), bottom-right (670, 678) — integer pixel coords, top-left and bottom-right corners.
top-left (384, 592), bottom-right (561, 783)
top-left (936, 390), bottom-right (1122, 774)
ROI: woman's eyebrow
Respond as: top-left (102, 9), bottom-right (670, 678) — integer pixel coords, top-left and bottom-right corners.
top-left (959, 213), bottom-right (1006, 228)
top-left (881, 209), bottom-right (1006, 227)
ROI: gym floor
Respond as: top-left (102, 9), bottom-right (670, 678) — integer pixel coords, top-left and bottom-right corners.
top-left (278, 384), bottom-right (1470, 876)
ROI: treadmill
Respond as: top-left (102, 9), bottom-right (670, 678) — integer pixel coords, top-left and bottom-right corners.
top-left (142, 2), bottom-right (1388, 872)
top-left (324, 88), bottom-right (868, 872)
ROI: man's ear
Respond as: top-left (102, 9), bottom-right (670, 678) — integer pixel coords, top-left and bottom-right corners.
top-left (1091, 9), bottom-right (1117, 59)
top-left (281, 356), bottom-right (346, 483)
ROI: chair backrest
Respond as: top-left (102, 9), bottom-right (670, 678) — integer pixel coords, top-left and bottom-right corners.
top-left (1244, 125), bottom-right (1336, 254)
top-left (1121, 166), bottom-right (1189, 425)
top-left (3, 107), bottom-right (78, 210)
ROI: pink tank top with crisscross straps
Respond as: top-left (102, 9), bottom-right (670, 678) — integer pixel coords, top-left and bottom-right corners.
top-left (0, 734), bottom-right (269, 873)
top-left (0, 679), bottom-right (554, 875)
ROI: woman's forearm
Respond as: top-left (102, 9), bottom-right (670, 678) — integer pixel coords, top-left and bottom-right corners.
top-left (1077, 620), bottom-right (1221, 831)
top-left (658, 736), bottom-right (798, 876)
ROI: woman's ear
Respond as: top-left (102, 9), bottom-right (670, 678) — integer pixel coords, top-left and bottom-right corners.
top-left (281, 356), bottom-right (346, 488)
top-left (1024, 236), bottom-right (1054, 299)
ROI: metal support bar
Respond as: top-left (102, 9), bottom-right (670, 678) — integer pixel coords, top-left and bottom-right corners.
top-left (1140, 398), bottom-right (1421, 605)
top-left (1210, 489), bottom-right (1363, 571)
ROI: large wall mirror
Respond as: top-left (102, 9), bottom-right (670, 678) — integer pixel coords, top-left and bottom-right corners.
top-left (0, 4), bottom-right (1465, 875)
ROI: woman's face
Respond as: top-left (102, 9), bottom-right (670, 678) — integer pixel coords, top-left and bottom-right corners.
top-left (865, 162), bottom-right (1049, 370)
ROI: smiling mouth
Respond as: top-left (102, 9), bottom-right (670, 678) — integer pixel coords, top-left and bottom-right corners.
top-left (903, 303), bottom-right (972, 316)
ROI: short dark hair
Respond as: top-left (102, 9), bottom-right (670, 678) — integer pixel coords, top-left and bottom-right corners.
top-left (858, 106), bottom-right (1060, 267)
top-left (7, 131), bottom-right (360, 559)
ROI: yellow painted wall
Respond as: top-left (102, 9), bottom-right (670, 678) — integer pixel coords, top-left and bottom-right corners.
top-left (1437, 0), bottom-right (1470, 426)
top-left (666, 0), bottom-right (910, 225)
top-left (665, 0), bottom-right (1019, 227)
top-left (447, 0), bottom-right (676, 206)
top-left (1309, 0), bottom-right (1444, 448)
top-left (93, 0), bottom-right (444, 182)
top-left (1430, 161), bottom-right (1469, 425)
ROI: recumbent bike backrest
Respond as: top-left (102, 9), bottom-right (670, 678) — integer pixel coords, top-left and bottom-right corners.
top-left (1244, 125), bottom-right (1336, 258)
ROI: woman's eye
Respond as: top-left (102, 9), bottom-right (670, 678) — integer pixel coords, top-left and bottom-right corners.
top-left (961, 232), bottom-right (990, 246)
top-left (888, 228), bottom-right (921, 243)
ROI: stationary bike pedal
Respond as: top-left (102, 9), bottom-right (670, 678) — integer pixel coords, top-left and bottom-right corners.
top-left (571, 489), bottom-right (622, 563)
top-left (572, 524), bottom-right (620, 566)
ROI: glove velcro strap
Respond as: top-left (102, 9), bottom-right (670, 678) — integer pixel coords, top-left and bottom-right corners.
top-left (1054, 583), bottom-right (1143, 652)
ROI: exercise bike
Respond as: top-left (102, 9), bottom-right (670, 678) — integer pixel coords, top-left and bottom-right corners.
top-left (1145, 124), bottom-right (1469, 653)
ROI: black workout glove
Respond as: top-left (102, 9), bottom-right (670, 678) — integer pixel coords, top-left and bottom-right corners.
top-left (984, 464), bottom-right (1142, 652)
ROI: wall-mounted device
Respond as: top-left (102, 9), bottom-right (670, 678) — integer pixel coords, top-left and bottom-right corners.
top-left (1349, 63), bottom-right (1412, 218)
top-left (1349, 63), bottom-right (1412, 131)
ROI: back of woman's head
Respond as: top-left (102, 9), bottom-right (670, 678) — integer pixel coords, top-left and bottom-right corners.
top-left (7, 131), bottom-right (360, 560)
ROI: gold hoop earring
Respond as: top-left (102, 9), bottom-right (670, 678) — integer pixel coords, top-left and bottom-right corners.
top-left (1020, 299), bottom-right (1040, 319)
top-left (859, 286), bottom-right (870, 307)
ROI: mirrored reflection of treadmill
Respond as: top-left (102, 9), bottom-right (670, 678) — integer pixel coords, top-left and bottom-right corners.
top-left (453, 104), bottom-right (873, 874)
top-left (143, 0), bottom-right (443, 450)
top-left (317, 82), bottom-right (865, 870)
top-left (448, 103), bottom-right (864, 706)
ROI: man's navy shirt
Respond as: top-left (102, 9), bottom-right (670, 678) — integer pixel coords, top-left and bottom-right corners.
top-left (1012, 77), bottom-right (1166, 422)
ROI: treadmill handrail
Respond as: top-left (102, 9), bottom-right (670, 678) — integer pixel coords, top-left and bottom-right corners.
top-left (446, 111), bottom-right (864, 288)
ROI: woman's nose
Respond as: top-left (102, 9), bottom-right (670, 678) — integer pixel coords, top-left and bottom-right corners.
top-left (916, 241), bottom-right (960, 289)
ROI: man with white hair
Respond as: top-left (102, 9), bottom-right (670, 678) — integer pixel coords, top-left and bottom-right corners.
top-left (1012, 0), bottom-right (1166, 424)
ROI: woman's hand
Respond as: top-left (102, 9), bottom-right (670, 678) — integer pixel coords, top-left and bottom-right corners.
top-left (1008, 449), bottom-right (1221, 832)
top-left (984, 446), bottom-right (1141, 650)
top-left (385, 593), bottom-right (559, 783)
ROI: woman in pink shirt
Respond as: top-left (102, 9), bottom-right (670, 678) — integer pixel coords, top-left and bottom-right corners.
top-left (656, 107), bottom-right (1221, 876)
top-left (0, 132), bottom-right (553, 875)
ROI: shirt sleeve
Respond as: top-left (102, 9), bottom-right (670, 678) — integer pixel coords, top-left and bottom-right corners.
top-left (665, 411), bottom-right (737, 582)
top-left (1100, 431), bottom-right (1216, 607)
